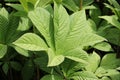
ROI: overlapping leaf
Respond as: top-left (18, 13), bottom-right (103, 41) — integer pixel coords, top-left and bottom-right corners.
top-left (13, 33), bottom-right (48, 51)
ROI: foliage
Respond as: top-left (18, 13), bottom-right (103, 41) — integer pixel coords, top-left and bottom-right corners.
top-left (0, 0), bottom-right (120, 80)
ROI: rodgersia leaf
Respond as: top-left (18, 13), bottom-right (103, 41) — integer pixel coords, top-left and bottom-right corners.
top-left (54, 3), bottom-right (69, 53)
top-left (28, 7), bottom-right (54, 49)
top-left (63, 10), bottom-right (105, 51)
top-left (13, 33), bottom-right (48, 51)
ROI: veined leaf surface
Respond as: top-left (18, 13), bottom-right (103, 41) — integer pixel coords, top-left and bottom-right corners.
top-left (13, 33), bottom-right (48, 51)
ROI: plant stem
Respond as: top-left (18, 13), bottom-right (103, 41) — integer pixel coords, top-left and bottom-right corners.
top-left (80, 0), bottom-right (83, 10)
top-left (36, 66), bottom-right (40, 80)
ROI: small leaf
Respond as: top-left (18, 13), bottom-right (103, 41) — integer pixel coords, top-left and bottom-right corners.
top-left (2, 63), bottom-right (9, 75)
top-left (0, 44), bottom-right (7, 58)
top-left (13, 33), bottom-right (48, 51)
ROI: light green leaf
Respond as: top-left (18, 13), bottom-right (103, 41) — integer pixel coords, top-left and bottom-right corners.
top-left (93, 42), bottom-right (112, 51)
top-left (47, 48), bottom-right (64, 67)
top-left (99, 15), bottom-right (120, 30)
top-left (41, 74), bottom-right (63, 80)
top-left (13, 33), bottom-right (48, 51)
top-left (0, 44), bottom-right (7, 58)
top-left (63, 10), bottom-right (98, 50)
top-left (54, 3), bottom-right (69, 53)
top-left (70, 71), bottom-right (98, 80)
top-left (95, 67), bottom-right (120, 80)
top-left (62, 0), bottom-right (79, 12)
top-left (101, 77), bottom-right (111, 80)
top-left (64, 48), bottom-right (88, 65)
top-left (10, 61), bottom-right (22, 71)
top-left (28, 7), bottom-right (54, 49)
top-left (85, 52), bottom-right (100, 72)
top-left (100, 54), bottom-right (120, 69)
top-left (103, 69), bottom-right (120, 80)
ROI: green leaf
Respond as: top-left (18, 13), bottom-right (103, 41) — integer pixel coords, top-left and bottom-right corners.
top-left (117, 67), bottom-right (120, 70)
top-left (22, 60), bottom-right (34, 80)
top-left (90, 5), bottom-right (101, 26)
top-left (0, 8), bottom-right (8, 19)
top-left (41, 74), bottom-right (63, 80)
top-left (17, 17), bottom-right (31, 31)
top-left (47, 48), bottom-right (64, 66)
top-left (14, 46), bottom-right (29, 57)
top-left (0, 44), bottom-right (7, 58)
top-left (0, 9), bottom-right (9, 43)
top-left (13, 33), bottom-right (48, 51)
top-left (62, 0), bottom-right (79, 12)
top-left (93, 42), bottom-right (112, 51)
top-left (95, 67), bottom-right (120, 80)
top-left (10, 61), bottom-right (22, 71)
top-left (20, 0), bottom-right (37, 11)
top-left (64, 48), bottom-right (88, 65)
top-left (54, 3), bottom-right (69, 53)
top-left (70, 71), bottom-right (98, 80)
top-left (5, 14), bottom-right (20, 43)
top-left (85, 52), bottom-right (100, 72)
top-left (108, 0), bottom-right (120, 9)
top-left (63, 10), bottom-right (104, 50)
top-left (99, 15), bottom-right (120, 30)
top-left (61, 59), bottom-right (79, 76)
top-left (34, 52), bottom-right (53, 73)
top-left (2, 63), bottom-right (9, 75)
top-left (98, 27), bottom-right (120, 46)
top-left (7, 4), bottom-right (24, 11)
top-left (103, 69), bottom-right (120, 80)
top-left (35, 0), bottom-right (52, 7)
top-left (28, 7), bottom-right (54, 49)
top-left (83, 0), bottom-right (94, 6)
top-left (100, 54), bottom-right (120, 69)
